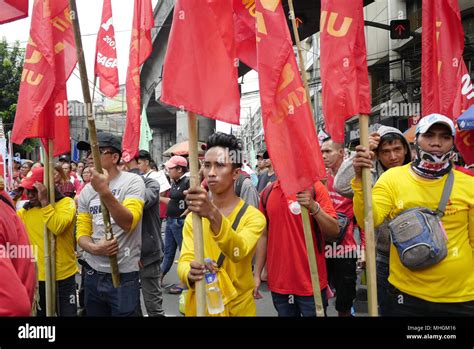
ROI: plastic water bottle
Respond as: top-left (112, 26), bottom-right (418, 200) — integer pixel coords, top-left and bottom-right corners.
top-left (204, 258), bottom-right (224, 314)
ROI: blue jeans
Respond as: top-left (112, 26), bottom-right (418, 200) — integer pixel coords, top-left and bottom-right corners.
top-left (376, 260), bottom-right (391, 316)
top-left (271, 291), bottom-right (328, 317)
top-left (160, 217), bottom-right (185, 276)
top-left (84, 265), bottom-right (140, 317)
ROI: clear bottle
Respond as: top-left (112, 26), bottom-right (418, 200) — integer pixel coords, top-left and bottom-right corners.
top-left (204, 258), bottom-right (224, 315)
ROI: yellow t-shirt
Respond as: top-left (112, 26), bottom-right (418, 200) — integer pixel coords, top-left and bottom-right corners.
top-left (177, 199), bottom-right (266, 316)
top-left (352, 165), bottom-right (474, 302)
top-left (18, 197), bottom-right (78, 281)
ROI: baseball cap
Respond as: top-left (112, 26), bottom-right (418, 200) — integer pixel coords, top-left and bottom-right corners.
top-left (19, 167), bottom-right (44, 190)
top-left (58, 154), bottom-right (70, 162)
top-left (256, 153), bottom-right (263, 160)
top-left (416, 114), bottom-right (456, 137)
top-left (262, 151), bottom-right (270, 160)
top-left (77, 132), bottom-right (122, 153)
top-left (164, 156), bottom-right (188, 169)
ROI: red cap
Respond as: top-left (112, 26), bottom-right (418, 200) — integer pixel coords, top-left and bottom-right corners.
top-left (19, 167), bottom-right (44, 190)
top-left (164, 156), bottom-right (188, 169)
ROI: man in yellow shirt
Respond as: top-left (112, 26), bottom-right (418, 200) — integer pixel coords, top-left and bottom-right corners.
top-left (178, 132), bottom-right (266, 316)
top-left (17, 167), bottom-right (77, 316)
top-left (352, 114), bottom-right (474, 316)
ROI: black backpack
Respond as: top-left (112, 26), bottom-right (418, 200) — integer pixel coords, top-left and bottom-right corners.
top-left (234, 172), bottom-right (250, 197)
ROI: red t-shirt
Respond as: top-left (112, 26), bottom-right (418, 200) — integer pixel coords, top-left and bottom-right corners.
top-left (326, 174), bottom-right (357, 252)
top-left (260, 180), bottom-right (337, 296)
top-left (0, 191), bottom-right (36, 316)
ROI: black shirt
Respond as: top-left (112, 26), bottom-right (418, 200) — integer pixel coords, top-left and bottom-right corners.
top-left (166, 175), bottom-right (190, 218)
top-left (257, 171), bottom-right (277, 193)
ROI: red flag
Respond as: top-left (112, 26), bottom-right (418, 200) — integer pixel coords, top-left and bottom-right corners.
top-left (11, 0), bottom-right (76, 156)
top-left (233, 0), bottom-right (257, 70)
top-left (122, 0), bottom-right (154, 162)
top-left (95, 0), bottom-right (119, 98)
top-left (0, 0), bottom-right (28, 24)
top-left (255, 0), bottom-right (325, 196)
top-left (319, 0), bottom-right (371, 144)
top-left (161, 0), bottom-right (240, 125)
top-left (422, 0), bottom-right (474, 164)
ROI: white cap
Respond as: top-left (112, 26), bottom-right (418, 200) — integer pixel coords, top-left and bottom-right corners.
top-left (416, 114), bottom-right (456, 137)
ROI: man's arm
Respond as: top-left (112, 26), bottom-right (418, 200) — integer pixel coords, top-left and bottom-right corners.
top-left (253, 228), bottom-right (267, 298)
top-left (240, 178), bottom-right (259, 208)
top-left (143, 178), bottom-right (160, 209)
top-left (333, 156), bottom-right (357, 199)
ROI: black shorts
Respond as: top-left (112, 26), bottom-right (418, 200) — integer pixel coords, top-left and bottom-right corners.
top-left (326, 257), bottom-right (357, 313)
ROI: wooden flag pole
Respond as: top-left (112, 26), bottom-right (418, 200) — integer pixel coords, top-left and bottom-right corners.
top-left (48, 140), bottom-right (57, 314)
top-left (69, 0), bottom-right (120, 287)
top-left (187, 111), bottom-right (206, 316)
top-left (359, 114), bottom-right (378, 316)
top-left (288, 0), bottom-right (324, 317)
top-left (42, 144), bottom-right (54, 316)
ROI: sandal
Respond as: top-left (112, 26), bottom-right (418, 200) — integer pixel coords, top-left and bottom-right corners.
top-left (168, 285), bottom-right (184, 294)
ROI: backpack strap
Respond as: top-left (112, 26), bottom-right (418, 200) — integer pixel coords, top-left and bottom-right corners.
top-left (435, 170), bottom-right (454, 217)
top-left (216, 203), bottom-right (249, 268)
top-left (234, 173), bottom-right (245, 197)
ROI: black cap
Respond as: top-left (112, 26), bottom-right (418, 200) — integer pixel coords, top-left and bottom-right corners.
top-left (263, 150), bottom-right (270, 160)
top-left (77, 132), bottom-right (122, 153)
top-left (256, 153), bottom-right (263, 160)
top-left (58, 154), bottom-right (70, 162)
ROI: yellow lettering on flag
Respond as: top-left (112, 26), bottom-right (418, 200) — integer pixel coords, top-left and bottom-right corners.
top-left (320, 11), bottom-right (353, 38)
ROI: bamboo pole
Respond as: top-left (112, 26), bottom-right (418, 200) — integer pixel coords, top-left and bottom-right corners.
top-left (288, 0), bottom-right (324, 316)
top-left (69, 0), bottom-right (120, 287)
top-left (48, 140), bottom-right (57, 314)
top-left (359, 115), bottom-right (378, 316)
top-left (42, 144), bottom-right (54, 316)
top-left (187, 112), bottom-right (206, 316)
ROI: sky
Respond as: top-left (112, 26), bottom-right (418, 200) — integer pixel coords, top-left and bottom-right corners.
top-left (0, 0), bottom-right (159, 102)
top-left (0, 0), bottom-right (259, 133)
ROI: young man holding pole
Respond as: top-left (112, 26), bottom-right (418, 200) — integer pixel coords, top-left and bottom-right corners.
top-left (352, 115), bottom-right (474, 315)
top-left (177, 132), bottom-right (266, 316)
top-left (76, 132), bottom-right (145, 316)
top-left (17, 167), bottom-right (78, 316)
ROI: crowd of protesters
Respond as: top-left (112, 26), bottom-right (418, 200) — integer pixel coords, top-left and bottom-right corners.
top-left (1, 114), bottom-right (473, 317)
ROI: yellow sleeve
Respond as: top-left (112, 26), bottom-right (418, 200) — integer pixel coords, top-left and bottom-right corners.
top-left (352, 174), bottom-right (395, 230)
top-left (469, 202), bottom-right (474, 253)
top-left (177, 215), bottom-right (195, 289)
top-left (17, 208), bottom-right (25, 221)
top-left (212, 207), bottom-right (266, 263)
top-left (122, 198), bottom-right (144, 232)
top-left (76, 213), bottom-right (93, 241)
top-left (41, 198), bottom-right (76, 236)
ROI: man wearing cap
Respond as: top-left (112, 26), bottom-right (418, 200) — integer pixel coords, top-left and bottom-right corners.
top-left (256, 151), bottom-right (277, 193)
top-left (159, 155), bottom-right (189, 293)
top-left (16, 167), bottom-right (78, 316)
top-left (76, 132), bottom-right (145, 316)
top-left (352, 114), bottom-right (474, 315)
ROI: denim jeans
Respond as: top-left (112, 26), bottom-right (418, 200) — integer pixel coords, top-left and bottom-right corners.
top-left (376, 260), bottom-right (391, 316)
top-left (271, 291), bottom-right (328, 317)
top-left (38, 274), bottom-right (77, 317)
top-left (84, 265), bottom-right (140, 317)
top-left (160, 217), bottom-right (185, 276)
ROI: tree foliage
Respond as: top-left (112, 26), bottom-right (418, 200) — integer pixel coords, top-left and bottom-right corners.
top-left (0, 38), bottom-right (38, 154)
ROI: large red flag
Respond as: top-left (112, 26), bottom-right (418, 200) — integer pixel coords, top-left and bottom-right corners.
top-left (233, 0), bottom-right (257, 70)
top-left (422, 0), bottom-right (474, 164)
top-left (122, 0), bottom-right (153, 162)
top-left (0, 0), bottom-right (28, 24)
top-left (161, 0), bottom-right (240, 125)
top-left (95, 0), bottom-right (119, 98)
top-left (319, 0), bottom-right (371, 144)
top-left (11, 0), bottom-right (76, 156)
top-left (256, 0), bottom-right (325, 196)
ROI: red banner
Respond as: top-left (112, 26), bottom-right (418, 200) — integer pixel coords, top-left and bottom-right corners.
top-left (422, 0), bottom-right (474, 164)
top-left (122, 0), bottom-right (154, 162)
top-left (319, 0), bottom-right (371, 144)
top-left (256, 0), bottom-right (325, 196)
top-left (95, 0), bottom-right (119, 98)
top-left (161, 0), bottom-right (240, 125)
top-left (11, 0), bottom-right (76, 156)
top-left (0, 0), bottom-right (28, 24)
top-left (233, 0), bottom-right (257, 70)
